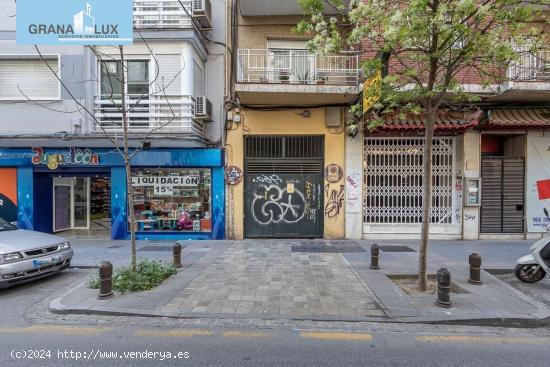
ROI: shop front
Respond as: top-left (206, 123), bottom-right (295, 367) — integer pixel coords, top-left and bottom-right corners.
top-left (0, 147), bottom-right (225, 240)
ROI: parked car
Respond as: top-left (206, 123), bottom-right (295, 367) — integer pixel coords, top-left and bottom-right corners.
top-left (0, 217), bottom-right (73, 288)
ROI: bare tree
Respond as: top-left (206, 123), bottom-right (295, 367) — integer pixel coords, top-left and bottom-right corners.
top-left (28, 37), bottom-right (188, 272)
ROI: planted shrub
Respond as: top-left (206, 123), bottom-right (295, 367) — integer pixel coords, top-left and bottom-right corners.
top-left (88, 259), bottom-right (177, 293)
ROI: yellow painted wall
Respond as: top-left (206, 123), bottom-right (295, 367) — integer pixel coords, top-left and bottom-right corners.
top-left (225, 108), bottom-right (345, 239)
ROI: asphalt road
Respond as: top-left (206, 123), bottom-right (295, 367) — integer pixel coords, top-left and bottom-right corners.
top-left (1, 323), bottom-right (550, 367)
top-left (1, 267), bottom-right (550, 367)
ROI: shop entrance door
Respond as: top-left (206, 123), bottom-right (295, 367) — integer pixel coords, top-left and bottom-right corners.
top-left (53, 178), bottom-right (72, 232)
top-left (244, 136), bottom-right (324, 238)
top-left (52, 177), bottom-right (91, 232)
top-left (481, 157), bottom-right (525, 233)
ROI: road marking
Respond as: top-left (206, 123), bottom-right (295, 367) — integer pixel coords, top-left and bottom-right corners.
top-left (300, 331), bottom-right (373, 341)
top-left (0, 325), bottom-right (111, 335)
top-left (223, 330), bottom-right (271, 338)
top-left (135, 329), bottom-right (213, 337)
top-left (416, 335), bottom-right (550, 345)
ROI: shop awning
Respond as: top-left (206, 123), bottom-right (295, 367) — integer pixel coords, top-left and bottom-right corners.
top-left (487, 109), bottom-right (550, 129)
top-left (365, 110), bottom-right (482, 133)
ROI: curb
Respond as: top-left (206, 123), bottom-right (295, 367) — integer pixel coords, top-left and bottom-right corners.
top-left (48, 298), bottom-right (550, 329)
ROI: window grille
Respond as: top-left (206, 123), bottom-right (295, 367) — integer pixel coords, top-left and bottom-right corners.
top-left (363, 137), bottom-right (455, 224)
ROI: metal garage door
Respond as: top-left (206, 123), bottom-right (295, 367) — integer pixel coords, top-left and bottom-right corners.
top-left (481, 157), bottom-right (525, 233)
top-left (244, 136), bottom-right (324, 238)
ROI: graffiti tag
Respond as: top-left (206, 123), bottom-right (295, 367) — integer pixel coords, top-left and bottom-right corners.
top-left (253, 174), bottom-right (283, 185)
top-left (346, 175), bottom-right (359, 189)
top-left (324, 184), bottom-right (344, 219)
top-left (251, 184), bottom-right (306, 225)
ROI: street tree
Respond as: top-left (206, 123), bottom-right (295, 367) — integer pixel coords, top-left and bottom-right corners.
top-left (297, 0), bottom-right (548, 290)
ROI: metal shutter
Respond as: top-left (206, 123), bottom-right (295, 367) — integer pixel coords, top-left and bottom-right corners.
top-left (0, 58), bottom-right (59, 99)
top-left (481, 157), bottom-right (525, 233)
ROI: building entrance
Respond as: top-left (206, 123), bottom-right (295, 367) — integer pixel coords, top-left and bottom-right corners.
top-left (52, 175), bottom-right (111, 237)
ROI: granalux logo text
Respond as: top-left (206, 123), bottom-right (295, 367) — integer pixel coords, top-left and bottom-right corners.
top-left (17, 0), bottom-right (133, 45)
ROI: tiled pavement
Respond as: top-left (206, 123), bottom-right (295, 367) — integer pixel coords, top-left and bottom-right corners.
top-left (161, 242), bottom-right (384, 318)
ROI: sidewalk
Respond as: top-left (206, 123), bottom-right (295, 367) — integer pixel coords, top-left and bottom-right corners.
top-left (51, 239), bottom-right (550, 327)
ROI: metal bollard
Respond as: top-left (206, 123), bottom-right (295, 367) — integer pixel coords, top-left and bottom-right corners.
top-left (370, 243), bottom-right (380, 270)
top-left (435, 268), bottom-right (452, 308)
top-left (173, 243), bottom-right (182, 268)
top-left (468, 253), bottom-right (482, 285)
top-left (98, 261), bottom-right (113, 300)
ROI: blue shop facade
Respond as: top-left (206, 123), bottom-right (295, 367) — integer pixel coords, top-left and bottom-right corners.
top-left (0, 147), bottom-right (225, 240)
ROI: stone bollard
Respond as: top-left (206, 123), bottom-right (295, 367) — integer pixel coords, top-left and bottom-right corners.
top-left (435, 268), bottom-right (452, 308)
top-left (98, 261), bottom-right (113, 300)
top-left (370, 243), bottom-right (380, 270)
top-left (468, 253), bottom-right (482, 285)
top-left (173, 243), bottom-right (182, 268)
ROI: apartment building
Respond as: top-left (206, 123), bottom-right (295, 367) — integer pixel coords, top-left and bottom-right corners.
top-left (224, 0), bottom-right (361, 239)
top-left (0, 0), bottom-right (227, 240)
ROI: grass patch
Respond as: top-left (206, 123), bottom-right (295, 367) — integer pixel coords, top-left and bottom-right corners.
top-left (88, 259), bottom-right (177, 293)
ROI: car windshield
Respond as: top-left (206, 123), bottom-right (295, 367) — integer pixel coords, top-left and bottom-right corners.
top-left (0, 217), bottom-right (17, 232)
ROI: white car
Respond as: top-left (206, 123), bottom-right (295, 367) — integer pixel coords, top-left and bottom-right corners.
top-left (0, 217), bottom-right (73, 288)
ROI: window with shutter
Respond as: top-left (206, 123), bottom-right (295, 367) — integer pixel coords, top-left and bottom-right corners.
top-left (0, 58), bottom-right (60, 100)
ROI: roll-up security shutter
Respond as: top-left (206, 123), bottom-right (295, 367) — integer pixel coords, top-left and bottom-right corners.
top-left (0, 58), bottom-right (60, 99)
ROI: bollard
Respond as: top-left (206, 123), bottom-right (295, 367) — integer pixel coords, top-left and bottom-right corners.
top-left (173, 243), bottom-right (182, 268)
top-left (435, 268), bottom-right (452, 308)
top-left (98, 261), bottom-right (113, 300)
top-left (370, 243), bottom-right (380, 270)
top-left (468, 253), bottom-right (482, 285)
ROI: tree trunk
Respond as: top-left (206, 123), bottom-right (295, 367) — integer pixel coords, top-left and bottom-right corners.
top-left (418, 105), bottom-right (436, 291)
top-left (119, 45), bottom-right (137, 273)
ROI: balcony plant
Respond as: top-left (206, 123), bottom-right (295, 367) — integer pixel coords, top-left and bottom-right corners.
top-left (279, 70), bottom-right (290, 83)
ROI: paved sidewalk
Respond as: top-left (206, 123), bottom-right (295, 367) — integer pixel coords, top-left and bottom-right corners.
top-left (50, 239), bottom-right (550, 327)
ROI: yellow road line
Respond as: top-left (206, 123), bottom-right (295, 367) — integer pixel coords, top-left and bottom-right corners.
top-left (300, 331), bottom-right (373, 341)
top-left (223, 330), bottom-right (271, 338)
top-left (416, 335), bottom-right (550, 345)
top-left (0, 325), bottom-right (111, 335)
top-left (135, 329), bottom-right (213, 337)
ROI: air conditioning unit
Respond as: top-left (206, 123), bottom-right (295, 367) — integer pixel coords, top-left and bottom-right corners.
top-left (192, 0), bottom-right (212, 29)
top-left (195, 96), bottom-right (213, 122)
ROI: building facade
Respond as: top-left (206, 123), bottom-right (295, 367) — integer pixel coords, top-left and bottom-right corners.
top-left (0, 0), bottom-right (227, 240)
top-left (225, 0), bottom-right (360, 239)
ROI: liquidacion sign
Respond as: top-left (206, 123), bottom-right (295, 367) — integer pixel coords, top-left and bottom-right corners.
top-left (16, 0), bottom-right (133, 45)
top-left (31, 147), bottom-right (100, 170)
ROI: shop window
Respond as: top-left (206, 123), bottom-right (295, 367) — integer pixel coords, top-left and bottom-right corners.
top-left (130, 168), bottom-right (212, 232)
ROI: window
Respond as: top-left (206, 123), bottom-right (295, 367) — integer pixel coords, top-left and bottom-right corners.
top-left (193, 61), bottom-right (204, 96)
top-left (99, 59), bottom-right (150, 128)
top-left (100, 60), bottom-right (149, 96)
top-left (0, 57), bottom-right (60, 100)
top-left (131, 168), bottom-right (212, 232)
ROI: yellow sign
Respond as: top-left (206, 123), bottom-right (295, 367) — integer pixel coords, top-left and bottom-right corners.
top-left (287, 183), bottom-right (295, 194)
top-left (362, 70), bottom-right (381, 114)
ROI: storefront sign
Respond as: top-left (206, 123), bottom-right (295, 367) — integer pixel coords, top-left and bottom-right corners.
top-left (131, 176), bottom-right (200, 187)
top-left (31, 147), bottom-right (99, 169)
top-left (225, 166), bottom-right (243, 185)
top-left (16, 0), bottom-right (133, 45)
top-left (527, 137), bottom-right (550, 232)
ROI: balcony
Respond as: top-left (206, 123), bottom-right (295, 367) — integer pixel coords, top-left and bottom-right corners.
top-left (133, 0), bottom-right (193, 29)
top-left (236, 49), bottom-right (361, 105)
top-left (94, 94), bottom-right (205, 137)
top-left (497, 47), bottom-right (550, 102)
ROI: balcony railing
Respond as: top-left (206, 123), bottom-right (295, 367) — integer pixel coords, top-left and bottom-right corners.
top-left (508, 47), bottom-right (550, 81)
top-left (133, 0), bottom-right (193, 29)
top-left (237, 49), bottom-right (360, 86)
top-left (94, 94), bottom-right (204, 136)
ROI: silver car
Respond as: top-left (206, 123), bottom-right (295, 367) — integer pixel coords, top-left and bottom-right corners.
top-left (0, 217), bottom-right (73, 288)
